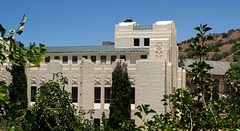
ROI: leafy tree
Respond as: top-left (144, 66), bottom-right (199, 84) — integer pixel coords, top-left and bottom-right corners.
top-left (29, 73), bottom-right (77, 130)
top-left (0, 14), bottom-right (47, 130)
top-left (8, 63), bottom-right (28, 117)
top-left (108, 61), bottom-right (131, 130)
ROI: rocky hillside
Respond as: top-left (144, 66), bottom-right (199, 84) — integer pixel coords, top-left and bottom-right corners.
top-left (178, 29), bottom-right (240, 62)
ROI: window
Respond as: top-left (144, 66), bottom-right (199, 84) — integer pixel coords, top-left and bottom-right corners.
top-left (131, 88), bottom-right (135, 104)
top-left (120, 55), bottom-right (126, 61)
top-left (101, 56), bottom-right (106, 64)
top-left (134, 38), bottom-right (140, 46)
top-left (72, 87), bottom-right (78, 103)
top-left (105, 87), bottom-right (111, 103)
top-left (31, 86), bottom-right (37, 102)
top-left (45, 56), bottom-right (50, 63)
top-left (72, 56), bottom-right (78, 63)
top-left (82, 56), bottom-right (88, 59)
top-left (63, 56), bottom-right (68, 63)
top-left (94, 118), bottom-right (100, 126)
top-left (144, 38), bottom-right (150, 46)
top-left (111, 55), bottom-right (116, 64)
top-left (141, 55), bottom-right (147, 59)
top-left (54, 56), bottom-right (60, 60)
top-left (94, 87), bottom-right (101, 103)
top-left (91, 56), bottom-right (96, 63)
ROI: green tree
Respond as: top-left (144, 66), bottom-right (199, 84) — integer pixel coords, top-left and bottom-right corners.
top-left (0, 14), bottom-right (47, 130)
top-left (8, 63), bottom-right (28, 115)
top-left (108, 61), bottom-right (131, 130)
top-left (30, 73), bottom-right (77, 130)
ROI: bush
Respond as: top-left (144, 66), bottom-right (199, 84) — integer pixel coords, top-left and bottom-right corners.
top-left (186, 51), bottom-right (195, 58)
top-left (215, 41), bottom-right (225, 47)
top-left (211, 53), bottom-right (222, 60)
top-left (222, 33), bottom-right (228, 38)
top-left (208, 44), bottom-right (220, 52)
top-left (229, 39), bottom-right (237, 44)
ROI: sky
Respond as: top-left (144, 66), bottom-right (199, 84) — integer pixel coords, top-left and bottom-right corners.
top-left (0, 0), bottom-right (240, 47)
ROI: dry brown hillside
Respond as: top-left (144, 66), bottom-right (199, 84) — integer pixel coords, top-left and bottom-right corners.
top-left (178, 29), bottom-right (240, 62)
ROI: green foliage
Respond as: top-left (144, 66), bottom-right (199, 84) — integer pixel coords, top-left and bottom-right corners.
top-left (186, 51), bottom-right (195, 58)
top-left (8, 64), bottom-right (28, 120)
top-left (0, 15), bottom-right (47, 130)
top-left (29, 74), bottom-right (77, 130)
top-left (222, 33), bottom-right (228, 38)
top-left (108, 61), bottom-right (131, 130)
top-left (211, 53), bottom-right (222, 61)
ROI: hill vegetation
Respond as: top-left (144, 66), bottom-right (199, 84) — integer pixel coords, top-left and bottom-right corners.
top-left (178, 29), bottom-right (240, 61)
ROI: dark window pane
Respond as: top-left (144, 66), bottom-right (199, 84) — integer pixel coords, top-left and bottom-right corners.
top-left (131, 88), bottom-right (135, 104)
top-left (134, 38), bottom-right (140, 46)
top-left (72, 87), bottom-right (78, 103)
top-left (94, 87), bottom-right (101, 103)
top-left (63, 56), bottom-right (68, 62)
top-left (141, 55), bottom-right (147, 59)
top-left (91, 56), bottom-right (96, 63)
top-left (111, 55), bottom-right (116, 64)
top-left (45, 56), bottom-right (50, 63)
top-left (31, 86), bottom-right (37, 102)
top-left (94, 118), bottom-right (100, 126)
top-left (82, 56), bottom-right (88, 59)
top-left (72, 56), bottom-right (78, 63)
top-left (101, 56), bottom-right (106, 64)
top-left (120, 55), bottom-right (126, 61)
top-left (54, 56), bottom-right (60, 60)
top-left (144, 38), bottom-right (150, 46)
top-left (105, 87), bottom-right (111, 103)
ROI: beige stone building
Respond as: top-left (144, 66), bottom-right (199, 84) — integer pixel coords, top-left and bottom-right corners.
top-left (0, 20), bottom-right (186, 125)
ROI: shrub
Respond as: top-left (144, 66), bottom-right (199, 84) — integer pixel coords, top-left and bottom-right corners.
top-left (211, 53), bottom-right (222, 61)
top-left (222, 33), bottom-right (228, 38)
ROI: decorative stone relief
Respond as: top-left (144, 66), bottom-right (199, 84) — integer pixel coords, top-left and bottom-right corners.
top-left (2, 76), bottom-right (7, 83)
top-left (72, 76), bottom-right (78, 85)
top-left (155, 42), bottom-right (163, 59)
top-left (40, 76), bottom-right (46, 84)
top-left (94, 76), bottom-right (101, 85)
top-left (129, 76), bottom-right (135, 85)
top-left (104, 76), bottom-right (111, 85)
top-left (31, 76), bottom-right (37, 85)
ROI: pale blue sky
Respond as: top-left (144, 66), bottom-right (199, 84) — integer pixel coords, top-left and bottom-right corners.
top-left (0, 0), bottom-right (239, 46)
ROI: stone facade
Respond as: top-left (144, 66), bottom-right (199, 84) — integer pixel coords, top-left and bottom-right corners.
top-left (0, 20), bottom-right (186, 125)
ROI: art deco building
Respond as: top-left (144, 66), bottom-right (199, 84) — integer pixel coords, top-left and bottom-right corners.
top-left (0, 20), bottom-right (186, 125)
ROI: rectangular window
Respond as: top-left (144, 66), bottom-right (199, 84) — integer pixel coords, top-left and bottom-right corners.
top-left (134, 38), bottom-right (140, 46)
top-left (105, 87), bottom-right (111, 103)
top-left (63, 56), bottom-right (68, 63)
top-left (111, 55), bottom-right (116, 64)
top-left (72, 87), bottom-right (78, 103)
top-left (72, 56), bottom-right (78, 63)
top-left (91, 56), bottom-right (96, 64)
top-left (31, 86), bottom-right (37, 102)
top-left (82, 56), bottom-right (88, 59)
top-left (54, 56), bottom-right (60, 60)
top-left (131, 88), bottom-right (135, 104)
top-left (101, 55), bottom-right (107, 64)
top-left (144, 38), bottom-right (150, 46)
top-left (94, 87), bottom-right (101, 103)
top-left (120, 55), bottom-right (126, 61)
top-left (45, 56), bottom-right (50, 63)
top-left (94, 118), bottom-right (101, 126)
top-left (141, 55), bottom-right (147, 59)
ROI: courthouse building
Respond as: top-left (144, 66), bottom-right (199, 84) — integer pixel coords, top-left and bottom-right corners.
top-left (0, 20), bottom-right (186, 125)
